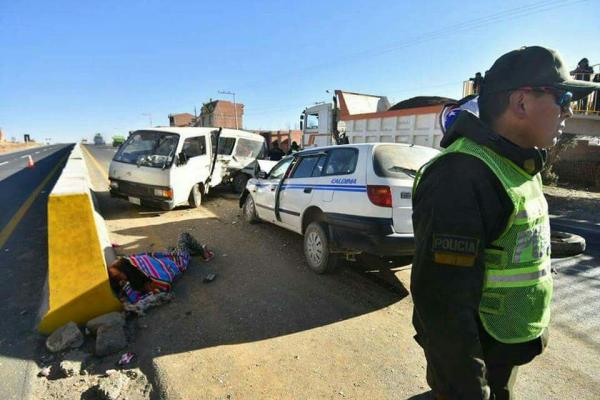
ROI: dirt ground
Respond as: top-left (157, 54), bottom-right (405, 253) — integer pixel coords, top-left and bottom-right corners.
top-left (32, 150), bottom-right (600, 399)
top-left (544, 185), bottom-right (600, 224)
top-left (0, 141), bottom-right (41, 154)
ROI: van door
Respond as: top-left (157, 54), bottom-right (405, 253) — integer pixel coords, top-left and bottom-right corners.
top-left (253, 157), bottom-right (293, 223)
top-left (173, 135), bottom-right (210, 205)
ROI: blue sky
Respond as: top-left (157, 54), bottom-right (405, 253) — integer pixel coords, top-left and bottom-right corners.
top-left (1, 0), bottom-right (599, 143)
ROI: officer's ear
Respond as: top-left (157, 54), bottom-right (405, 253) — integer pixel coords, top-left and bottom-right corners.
top-left (508, 90), bottom-right (528, 120)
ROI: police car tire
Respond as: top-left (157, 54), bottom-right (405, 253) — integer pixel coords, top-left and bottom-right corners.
top-left (304, 222), bottom-right (338, 274)
top-left (189, 184), bottom-right (203, 208)
top-left (551, 230), bottom-right (586, 258)
top-left (232, 174), bottom-right (250, 194)
top-left (243, 194), bottom-right (259, 224)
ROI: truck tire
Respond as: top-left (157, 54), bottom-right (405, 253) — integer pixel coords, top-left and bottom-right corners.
top-left (189, 184), bottom-right (203, 208)
top-left (243, 194), bottom-right (260, 224)
top-left (551, 230), bottom-right (586, 258)
top-left (304, 222), bottom-right (338, 274)
top-left (232, 173), bottom-right (250, 194)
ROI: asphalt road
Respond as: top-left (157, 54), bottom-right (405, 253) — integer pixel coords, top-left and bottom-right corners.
top-left (0, 143), bottom-right (73, 400)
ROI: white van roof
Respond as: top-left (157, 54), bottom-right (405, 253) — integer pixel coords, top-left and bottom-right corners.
top-left (134, 127), bottom-right (264, 142)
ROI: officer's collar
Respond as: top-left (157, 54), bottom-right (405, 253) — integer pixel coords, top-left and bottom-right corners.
top-left (441, 111), bottom-right (546, 176)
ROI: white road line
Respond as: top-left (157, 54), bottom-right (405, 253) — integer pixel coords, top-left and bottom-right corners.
top-left (0, 161), bottom-right (8, 166)
top-left (35, 151), bottom-right (40, 154)
top-left (20, 155), bottom-right (29, 159)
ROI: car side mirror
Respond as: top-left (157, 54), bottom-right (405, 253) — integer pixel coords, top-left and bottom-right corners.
top-left (257, 171), bottom-right (267, 179)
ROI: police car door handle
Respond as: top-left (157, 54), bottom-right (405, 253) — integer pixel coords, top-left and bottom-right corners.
top-left (303, 187), bottom-right (312, 194)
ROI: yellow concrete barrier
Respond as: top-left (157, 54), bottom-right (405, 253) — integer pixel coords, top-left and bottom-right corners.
top-left (38, 145), bottom-right (121, 334)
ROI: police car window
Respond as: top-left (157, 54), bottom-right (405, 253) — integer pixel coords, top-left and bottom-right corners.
top-left (323, 148), bottom-right (358, 176)
top-left (291, 155), bottom-right (321, 179)
top-left (312, 155), bottom-right (327, 177)
top-left (182, 136), bottom-right (206, 158)
top-left (373, 144), bottom-right (439, 179)
top-left (269, 158), bottom-right (292, 180)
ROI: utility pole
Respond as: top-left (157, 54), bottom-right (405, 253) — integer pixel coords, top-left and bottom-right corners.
top-left (218, 90), bottom-right (238, 129)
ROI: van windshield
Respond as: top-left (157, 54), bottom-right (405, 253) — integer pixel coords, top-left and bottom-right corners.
top-left (113, 131), bottom-right (179, 169)
top-left (373, 144), bottom-right (439, 179)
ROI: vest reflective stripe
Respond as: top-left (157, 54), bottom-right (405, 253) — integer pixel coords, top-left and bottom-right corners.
top-left (415, 136), bottom-right (553, 344)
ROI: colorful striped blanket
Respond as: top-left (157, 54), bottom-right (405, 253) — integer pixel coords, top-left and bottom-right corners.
top-left (125, 251), bottom-right (191, 292)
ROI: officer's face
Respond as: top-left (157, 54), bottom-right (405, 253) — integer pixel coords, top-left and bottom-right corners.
top-left (525, 91), bottom-right (572, 148)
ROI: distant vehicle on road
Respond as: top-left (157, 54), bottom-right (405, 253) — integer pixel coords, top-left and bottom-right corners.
top-left (240, 143), bottom-right (439, 273)
top-left (112, 135), bottom-right (126, 147)
top-left (93, 133), bottom-right (105, 145)
top-left (109, 127), bottom-right (268, 210)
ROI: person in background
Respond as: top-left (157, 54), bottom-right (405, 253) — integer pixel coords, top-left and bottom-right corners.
top-left (470, 72), bottom-right (484, 94)
top-left (411, 46), bottom-right (600, 400)
top-left (267, 140), bottom-right (285, 161)
top-left (287, 141), bottom-right (300, 155)
top-left (570, 58), bottom-right (594, 111)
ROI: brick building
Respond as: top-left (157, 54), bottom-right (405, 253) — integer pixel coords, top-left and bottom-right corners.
top-left (168, 113), bottom-right (195, 127)
top-left (195, 100), bottom-right (244, 129)
top-left (252, 130), bottom-right (303, 152)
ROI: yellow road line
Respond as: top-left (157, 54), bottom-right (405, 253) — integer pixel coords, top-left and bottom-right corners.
top-left (80, 145), bottom-right (109, 182)
top-left (0, 152), bottom-right (69, 250)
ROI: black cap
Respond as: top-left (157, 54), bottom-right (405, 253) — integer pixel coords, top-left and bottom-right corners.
top-left (480, 46), bottom-right (599, 101)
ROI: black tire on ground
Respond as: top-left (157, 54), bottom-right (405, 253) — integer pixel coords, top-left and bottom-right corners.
top-left (304, 222), bottom-right (338, 274)
top-left (551, 230), bottom-right (586, 258)
top-left (242, 194), bottom-right (260, 224)
top-left (232, 174), bottom-right (250, 194)
top-left (188, 184), bottom-right (203, 208)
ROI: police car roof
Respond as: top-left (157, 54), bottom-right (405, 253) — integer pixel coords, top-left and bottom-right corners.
top-left (296, 142), bottom-right (434, 155)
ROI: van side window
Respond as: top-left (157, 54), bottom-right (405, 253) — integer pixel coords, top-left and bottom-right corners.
top-left (182, 136), bottom-right (207, 158)
top-left (291, 155), bottom-right (322, 179)
top-left (323, 148), bottom-right (358, 176)
top-left (218, 137), bottom-right (236, 155)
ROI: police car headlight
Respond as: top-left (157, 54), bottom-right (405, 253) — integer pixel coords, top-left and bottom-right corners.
top-left (109, 180), bottom-right (119, 189)
top-left (154, 188), bottom-right (173, 199)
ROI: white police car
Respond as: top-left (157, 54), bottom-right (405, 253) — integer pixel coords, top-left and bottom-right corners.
top-left (239, 143), bottom-right (440, 273)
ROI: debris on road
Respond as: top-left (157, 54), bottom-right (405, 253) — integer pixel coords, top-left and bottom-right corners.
top-left (96, 325), bottom-right (128, 357)
top-left (203, 273), bottom-right (217, 283)
top-left (117, 352), bottom-right (136, 367)
top-left (38, 366), bottom-right (52, 378)
top-left (59, 350), bottom-right (88, 377)
top-left (86, 312), bottom-right (125, 335)
top-left (46, 321), bottom-right (84, 353)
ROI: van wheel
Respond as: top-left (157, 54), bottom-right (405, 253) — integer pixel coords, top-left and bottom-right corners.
top-left (232, 174), bottom-right (249, 194)
top-left (304, 222), bottom-right (338, 274)
top-left (243, 194), bottom-right (259, 224)
top-left (189, 184), bottom-right (203, 208)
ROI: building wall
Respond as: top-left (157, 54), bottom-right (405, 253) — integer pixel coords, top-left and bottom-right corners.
top-left (197, 100), bottom-right (244, 129)
top-left (253, 130), bottom-right (302, 152)
top-left (169, 113), bottom-right (194, 127)
top-left (554, 139), bottom-right (600, 189)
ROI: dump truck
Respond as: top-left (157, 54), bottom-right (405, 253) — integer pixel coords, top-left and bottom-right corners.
top-left (300, 90), bottom-right (453, 150)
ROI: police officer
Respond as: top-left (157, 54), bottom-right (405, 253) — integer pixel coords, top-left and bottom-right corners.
top-left (411, 46), bottom-right (600, 400)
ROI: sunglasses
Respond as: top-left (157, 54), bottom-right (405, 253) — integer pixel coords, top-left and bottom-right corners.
top-left (518, 86), bottom-right (573, 111)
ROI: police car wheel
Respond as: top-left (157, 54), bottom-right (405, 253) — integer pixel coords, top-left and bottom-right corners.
top-left (304, 222), bottom-right (338, 274)
top-left (189, 184), bottom-right (203, 208)
top-left (551, 230), bottom-right (586, 258)
top-left (232, 174), bottom-right (249, 194)
top-left (243, 194), bottom-right (259, 224)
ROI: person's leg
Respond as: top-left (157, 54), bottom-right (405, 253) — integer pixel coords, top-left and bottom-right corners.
top-left (486, 364), bottom-right (518, 400)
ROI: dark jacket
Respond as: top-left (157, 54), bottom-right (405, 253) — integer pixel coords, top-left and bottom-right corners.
top-left (411, 111), bottom-right (547, 398)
